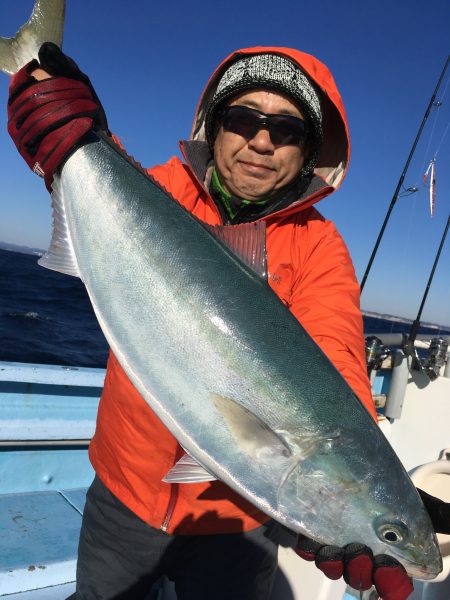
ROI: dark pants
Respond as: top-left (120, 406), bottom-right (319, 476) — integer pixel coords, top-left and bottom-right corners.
top-left (76, 476), bottom-right (288, 600)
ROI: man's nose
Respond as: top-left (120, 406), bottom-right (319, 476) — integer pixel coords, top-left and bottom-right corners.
top-left (248, 127), bottom-right (274, 152)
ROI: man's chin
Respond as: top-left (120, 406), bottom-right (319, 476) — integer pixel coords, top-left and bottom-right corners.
top-left (227, 179), bottom-right (277, 201)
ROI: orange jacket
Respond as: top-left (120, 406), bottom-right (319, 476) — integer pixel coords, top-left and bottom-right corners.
top-left (89, 47), bottom-right (376, 535)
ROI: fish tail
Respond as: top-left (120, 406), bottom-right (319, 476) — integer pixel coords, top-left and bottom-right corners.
top-left (0, 0), bottom-right (65, 76)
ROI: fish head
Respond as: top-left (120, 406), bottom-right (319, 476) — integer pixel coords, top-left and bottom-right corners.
top-left (276, 433), bottom-right (443, 580)
top-left (371, 502), bottom-right (443, 580)
top-left (281, 476), bottom-right (443, 580)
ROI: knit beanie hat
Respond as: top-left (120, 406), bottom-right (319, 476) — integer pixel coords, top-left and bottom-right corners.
top-left (205, 54), bottom-right (323, 176)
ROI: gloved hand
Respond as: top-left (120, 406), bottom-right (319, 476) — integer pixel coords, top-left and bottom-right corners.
top-left (295, 537), bottom-right (413, 600)
top-left (7, 42), bottom-right (108, 191)
top-left (295, 489), bottom-right (450, 600)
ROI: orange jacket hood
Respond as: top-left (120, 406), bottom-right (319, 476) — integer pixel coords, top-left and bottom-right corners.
top-left (190, 46), bottom-right (350, 194)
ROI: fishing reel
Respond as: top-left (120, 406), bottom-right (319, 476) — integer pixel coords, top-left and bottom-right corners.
top-left (422, 337), bottom-right (449, 381)
top-left (365, 336), bottom-right (390, 376)
top-left (404, 336), bottom-right (449, 381)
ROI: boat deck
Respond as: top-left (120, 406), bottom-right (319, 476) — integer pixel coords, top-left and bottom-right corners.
top-left (0, 488), bottom-right (85, 596)
top-left (0, 362), bottom-right (101, 597)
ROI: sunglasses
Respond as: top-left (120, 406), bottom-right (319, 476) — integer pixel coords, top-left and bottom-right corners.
top-left (220, 105), bottom-right (308, 147)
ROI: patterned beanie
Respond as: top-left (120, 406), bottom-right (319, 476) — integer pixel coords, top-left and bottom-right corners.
top-left (205, 54), bottom-right (323, 176)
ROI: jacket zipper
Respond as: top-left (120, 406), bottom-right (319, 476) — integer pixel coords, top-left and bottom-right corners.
top-left (160, 483), bottom-right (179, 532)
top-left (160, 445), bottom-right (184, 532)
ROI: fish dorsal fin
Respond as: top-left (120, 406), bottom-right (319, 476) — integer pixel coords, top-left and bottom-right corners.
top-left (37, 175), bottom-right (81, 278)
top-left (162, 453), bottom-right (217, 484)
top-left (206, 222), bottom-right (267, 279)
top-left (212, 393), bottom-right (291, 461)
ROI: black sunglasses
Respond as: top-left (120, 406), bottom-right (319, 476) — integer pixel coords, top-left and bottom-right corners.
top-left (220, 105), bottom-right (308, 147)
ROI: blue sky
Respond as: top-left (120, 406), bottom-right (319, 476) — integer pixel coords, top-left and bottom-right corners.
top-left (0, 0), bottom-right (449, 325)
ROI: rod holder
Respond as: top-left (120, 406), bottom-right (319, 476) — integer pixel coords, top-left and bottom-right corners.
top-left (384, 349), bottom-right (409, 420)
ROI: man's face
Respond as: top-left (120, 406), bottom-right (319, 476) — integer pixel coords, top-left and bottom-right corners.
top-left (213, 89), bottom-right (308, 201)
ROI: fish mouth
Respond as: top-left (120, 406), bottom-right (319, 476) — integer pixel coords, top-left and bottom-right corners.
top-left (390, 549), bottom-right (443, 581)
top-left (407, 564), bottom-right (442, 581)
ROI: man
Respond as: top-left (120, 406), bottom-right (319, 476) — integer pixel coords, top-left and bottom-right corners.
top-left (7, 43), bottom-right (449, 600)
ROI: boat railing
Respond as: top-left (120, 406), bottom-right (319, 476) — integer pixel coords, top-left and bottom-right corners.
top-left (0, 360), bottom-right (105, 598)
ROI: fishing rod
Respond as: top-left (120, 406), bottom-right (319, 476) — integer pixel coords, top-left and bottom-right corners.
top-left (360, 54), bottom-right (450, 292)
top-left (404, 214), bottom-right (450, 379)
top-left (407, 214), bottom-right (450, 344)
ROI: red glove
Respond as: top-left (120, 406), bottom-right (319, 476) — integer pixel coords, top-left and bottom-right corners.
top-left (295, 536), bottom-right (414, 599)
top-left (7, 42), bottom-right (108, 191)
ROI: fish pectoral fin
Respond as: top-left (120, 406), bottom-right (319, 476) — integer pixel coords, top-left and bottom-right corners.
top-left (37, 176), bottom-right (81, 278)
top-left (162, 453), bottom-right (217, 484)
top-left (212, 393), bottom-right (292, 461)
top-left (279, 428), bottom-right (341, 460)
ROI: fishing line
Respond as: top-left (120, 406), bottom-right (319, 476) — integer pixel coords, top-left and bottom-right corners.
top-left (410, 73), bottom-right (449, 192)
top-left (417, 104), bottom-right (440, 179)
top-left (403, 78), bottom-right (449, 227)
top-left (399, 91), bottom-right (436, 269)
top-left (434, 116), bottom-right (450, 157)
top-left (398, 182), bottom-right (419, 270)
top-left (360, 55), bottom-right (450, 291)
top-left (432, 70), bottom-right (450, 158)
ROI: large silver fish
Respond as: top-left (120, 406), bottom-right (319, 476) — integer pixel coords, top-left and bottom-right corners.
top-left (0, 0), bottom-right (442, 580)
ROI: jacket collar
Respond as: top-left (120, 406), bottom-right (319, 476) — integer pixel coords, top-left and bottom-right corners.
top-left (181, 139), bottom-right (330, 223)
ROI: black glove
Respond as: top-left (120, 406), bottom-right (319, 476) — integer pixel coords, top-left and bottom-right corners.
top-left (419, 488), bottom-right (450, 534)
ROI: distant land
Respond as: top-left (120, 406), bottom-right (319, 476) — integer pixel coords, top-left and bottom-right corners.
top-left (1, 240), bottom-right (448, 330)
top-left (361, 310), bottom-right (449, 331)
top-left (0, 240), bottom-right (43, 256)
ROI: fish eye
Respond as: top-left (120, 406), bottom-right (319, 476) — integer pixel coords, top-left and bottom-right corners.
top-left (376, 520), bottom-right (409, 546)
top-left (384, 531), bottom-right (399, 542)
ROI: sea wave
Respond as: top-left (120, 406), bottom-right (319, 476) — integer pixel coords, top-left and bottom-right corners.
top-left (7, 311), bottom-right (48, 321)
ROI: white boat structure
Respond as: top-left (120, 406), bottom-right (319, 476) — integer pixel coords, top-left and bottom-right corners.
top-left (1, 331), bottom-right (449, 600)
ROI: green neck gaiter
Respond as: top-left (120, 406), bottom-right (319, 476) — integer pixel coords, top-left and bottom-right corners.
top-left (210, 168), bottom-right (270, 221)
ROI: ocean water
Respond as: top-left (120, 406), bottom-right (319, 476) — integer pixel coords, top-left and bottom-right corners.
top-left (0, 248), bottom-right (108, 367)
top-left (0, 248), bottom-right (449, 368)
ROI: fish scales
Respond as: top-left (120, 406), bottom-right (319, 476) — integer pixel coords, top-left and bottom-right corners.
top-left (44, 135), bottom-right (440, 578)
